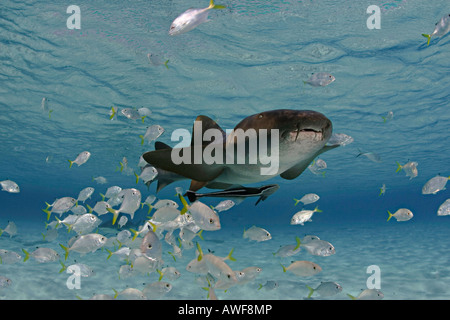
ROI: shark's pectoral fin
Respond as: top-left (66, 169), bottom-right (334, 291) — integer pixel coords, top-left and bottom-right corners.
top-left (280, 160), bottom-right (312, 180)
top-left (280, 144), bottom-right (340, 180)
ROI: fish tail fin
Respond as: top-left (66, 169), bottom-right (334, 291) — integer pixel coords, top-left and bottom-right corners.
top-left (60, 244), bottom-right (69, 261)
top-left (164, 60), bottom-right (169, 69)
top-left (168, 251), bottom-right (176, 262)
top-left (226, 248), bottom-right (236, 262)
top-left (147, 204), bottom-right (153, 215)
top-left (197, 229), bottom-right (204, 241)
top-left (280, 263), bottom-right (286, 273)
top-left (0, 229), bottom-right (2, 237)
top-left (257, 284), bottom-right (263, 290)
top-left (387, 210), bottom-right (393, 222)
top-left (379, 187), bottom-right (384, 196)
top-left (157, 269), bottom-right (163, 281)
top-left (347, 293), bottom-right (357, 300)
top-left (42, 208), bottom-right (51, 221)
top-left (99, 193), bottom-right (105, 201)
top-left (68, 159), bottom-right (74, 168)
top-left (381, 116), bottom-right (386, 123)
top-left (422, 33), bottom-right (431, 45)
top-left (106, 248), bottom-right (113, 260)
top-left (178, 194), bottom-right (190, 215)
top-left (303, 80), bottom-right (308, 85)
top-left (208, 0), bottom-right (226, 9)
top-left (134, 172), bottom-right (139, 184)
top-left (22, 249), bottom-right (30, 262)
top-left (55, 217), bottom-right (62, 228)
top-left (119, 162), bottom-right (124, 172)
top-left (294, 236), bottom-right (301, 250)
top-left (107, 207), bottom-right (119, 225)
top-left (314, 206), bottom-right (322, 213)
top-left (86, 204), bottom-right (93, 213)
top-left (112, 288), bottom-right (119, 299)
top-left (306, 285), bottom-right (315, 298)
top-left (293, 198), bottom-right (301, 206)
top-left (141, 116), bottom-right (146, 123)
top-left (139, 135), bottom-right (145, 145)
top-left (59, 260), bottom-right (67, 273)
top-left (109, 106), bottom-right (116, 120)
top-left (130, 228), bottom-right (139, 241)
top-left (395, 161), bottom-right (403, 173)
top-left (185, 190), bottom-right (197, 203)
top-left (196, 242), bottom-right (204, 261)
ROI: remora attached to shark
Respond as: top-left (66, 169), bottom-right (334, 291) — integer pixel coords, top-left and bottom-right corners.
top-left (142, 109), bottom-right (339, 193)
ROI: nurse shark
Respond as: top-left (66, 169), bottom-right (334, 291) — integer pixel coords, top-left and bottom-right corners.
top-left (142, 109), bottom-right (339, 194)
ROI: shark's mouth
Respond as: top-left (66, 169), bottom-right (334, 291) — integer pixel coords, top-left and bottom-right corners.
top-left (288, 126), bottom-right (324, 142)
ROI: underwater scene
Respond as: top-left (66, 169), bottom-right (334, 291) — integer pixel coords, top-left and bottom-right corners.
top-left (0, 0), bottom-right (449, 302)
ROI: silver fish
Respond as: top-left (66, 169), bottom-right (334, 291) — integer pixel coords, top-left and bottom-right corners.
top-left (0, 180), bottom-right (20, 193)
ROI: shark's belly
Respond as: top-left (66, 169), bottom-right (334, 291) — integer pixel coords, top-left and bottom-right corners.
top-left (214, 139), bottom-right (325, 185)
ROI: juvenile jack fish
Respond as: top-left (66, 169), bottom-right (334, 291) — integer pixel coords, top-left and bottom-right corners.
top-left (422, 14), bottom-right (450, 45)
top-left (395, 161), bottom-right (418, 180)
top-left (422, 175), bottom-right (449, 195)
top-left (0, 180), bottom-right (20, 193)
top-left (243, 225), bottom-right (271, 242)
top-left (294, 193), bottom-right (320, 206)
top-left (107, 188), bottom-right (141, 225)
top-left (281, 260), bottom-right (322, 277)
top-left (60, 233), bottom-right (107, 260)
top-left (290, 206), bottom-right (322, 226)
top-left (68, 151), bottom-right (91, 168)
top-left (139, 125), bottom-right (165, 145)
top-left (303, 72), bottom-right (335, 87)
top-left (169, 0), bottom-right (226, 36)
top-left (77, 187), bottom-right (95, 203)
top-left (387, 208), bottom-right (413, 222)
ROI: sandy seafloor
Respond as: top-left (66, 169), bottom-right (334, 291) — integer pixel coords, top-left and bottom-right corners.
top-left (1, 207), bottom-right (450, 300)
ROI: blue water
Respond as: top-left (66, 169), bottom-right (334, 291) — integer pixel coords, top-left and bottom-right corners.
top-left (0, 0), bottom-right (449, 300)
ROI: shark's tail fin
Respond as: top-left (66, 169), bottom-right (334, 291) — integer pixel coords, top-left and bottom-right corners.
top-left (422, 33), bottom-right (431, 46)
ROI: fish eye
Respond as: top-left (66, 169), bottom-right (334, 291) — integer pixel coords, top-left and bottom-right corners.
top-left (227, 274), bottom-right (231, 279)
top-left (166, 283), bottom-right (170, 288)
top-left (209, 218), bottom-right (214, 224)
top-left (258, 114), bottom-right (263, 119)
top-left (148, 244), bottom-right (152, 249)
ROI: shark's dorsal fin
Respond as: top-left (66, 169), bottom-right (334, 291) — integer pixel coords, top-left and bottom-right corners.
top-left (190, 115), bottom-right (226, 146)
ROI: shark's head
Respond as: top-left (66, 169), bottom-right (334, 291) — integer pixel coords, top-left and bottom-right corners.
top-left (234, 109), bottom-right (333, 146)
